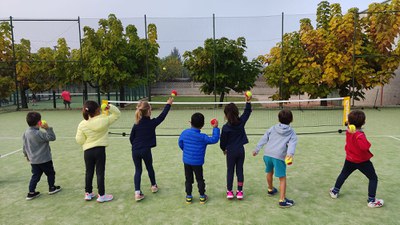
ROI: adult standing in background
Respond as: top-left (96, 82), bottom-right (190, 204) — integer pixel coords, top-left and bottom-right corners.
top-left (61, 90), bottom-right (71, 110)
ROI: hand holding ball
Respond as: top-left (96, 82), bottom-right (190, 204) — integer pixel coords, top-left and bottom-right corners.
top-left (171, 90), bottom-right (178, 97)
top-left (101, 103), bottom-right (109, 111)
top-left (245, 91), bottom-right (252, 101)
top-left (348, 124), bottom-right (356, 133)
top-left (38, 120), bottom-right (47, 126)
top-left (210, 118), bottom-right (218, 126)
top-left (285, 156), bottom-right (293, 165)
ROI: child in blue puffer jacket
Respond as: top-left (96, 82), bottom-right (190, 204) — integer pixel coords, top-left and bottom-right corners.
top-left (178, 112), bottom-right (220, 204)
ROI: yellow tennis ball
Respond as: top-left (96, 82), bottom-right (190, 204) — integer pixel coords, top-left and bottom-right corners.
top-left (245, 91), bottom-right (252, 98)
top-left (171, 93), bottom-right (176, 97)
top-left (285, 156), bottom-right (292, 165)
top-left (348, 124), bottom-right (356, 133)
top-left (41, 120), bottom-right (47, 125)
top-left (101, 103), bottom-right (107, 111)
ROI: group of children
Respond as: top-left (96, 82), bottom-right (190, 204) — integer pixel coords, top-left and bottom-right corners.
top-left (22, 95), bottom-right (384, 208)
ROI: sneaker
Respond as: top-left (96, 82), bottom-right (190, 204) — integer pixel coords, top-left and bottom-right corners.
top-left (236, 191), bottom-right (244, 200)
top-left (368, 198), bottom-right (384, 208)
top-left (26, 192), bottom-right (41, 200)
top-left (186, 195), bottom-right (193, 204)
top-left (97, 194), bottom-right (113, 203)
top-left (135, 192), bottom-right (145, 202)
top-left (199, 195), bottom-right (208, 204)
top-left (84, 192), bottom-right (95, 201)
top-left (267, 187), bottom-right (278, 196)
top-left (151, 185), bottom-right (158, 193)
top-left (279, 198), bottom-right (294, 208)
top-left (226, 191), bottom-right (234, 199)
top-left (48, 186), bottom-right (62, 195)
top-left (329, 188), bottom-right (338, 199)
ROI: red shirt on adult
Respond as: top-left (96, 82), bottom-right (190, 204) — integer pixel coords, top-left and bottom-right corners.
top-left (61, 91), bottom-right (71, 102)
top-left (345, 130), bottom-right (373, 163)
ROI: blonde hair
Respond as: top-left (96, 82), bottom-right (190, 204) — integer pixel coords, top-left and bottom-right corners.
top-left (135, 101), bottom-right (151, 124)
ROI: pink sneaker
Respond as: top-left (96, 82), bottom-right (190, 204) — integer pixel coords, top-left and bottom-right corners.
top-left (84, 192), bottom-right (95, 201)
top-left (226, 191), bottom-right (234, 199)
top-left (236, 191), bottom-right (243, 200)
top-left (96, 194), bottom-right (113, 203)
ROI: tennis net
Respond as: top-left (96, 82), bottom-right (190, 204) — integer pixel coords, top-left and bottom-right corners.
top-left (106, 97), bottom-right (348, 136)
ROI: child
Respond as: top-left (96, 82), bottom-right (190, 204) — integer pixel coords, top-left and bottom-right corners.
top-left (76, 100), bottom-right (121, 203)
top-left (178, 112), bottom-right (220, 204)
top-left (220, 95), bottom-right (252, 200)
top-left (23, 112), bottom-right (61, 200)
top-left (253, 109), bottom-right (297, 208)
top-left (129, 97), bottom-right (173, 201)
top-left (329, 110), bottom-right (384, 208)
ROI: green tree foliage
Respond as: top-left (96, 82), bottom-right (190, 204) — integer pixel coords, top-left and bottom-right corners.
top-left (158, 47), bottom-right (187, 81)
top-left (261, 0), bottom-right (400, 100)
top-left (0, 22), bottom-right (14, 99)
top-left (184, 37), bottom-right (261, 102)
top-left (81, 14), bottom-right (159, 100)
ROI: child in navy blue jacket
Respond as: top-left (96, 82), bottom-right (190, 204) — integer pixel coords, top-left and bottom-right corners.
top-left (178, 112), bottom-right (220, 204)
top-left (130, 97), bottom-right (173, 201)
top-left (220, 95), bottom-right (252, 200)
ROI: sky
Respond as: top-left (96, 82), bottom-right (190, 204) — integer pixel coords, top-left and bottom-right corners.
top-left (1, 0), bottom-right (380, 18)
top-left (0, 0), bottom-right (383, 58)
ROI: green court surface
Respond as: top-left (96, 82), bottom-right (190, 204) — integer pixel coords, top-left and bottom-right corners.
top-left (1, 108), bottom-right (399, 224)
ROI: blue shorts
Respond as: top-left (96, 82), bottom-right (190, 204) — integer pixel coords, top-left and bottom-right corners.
top-left (263, 156), bottom-right (286, 178)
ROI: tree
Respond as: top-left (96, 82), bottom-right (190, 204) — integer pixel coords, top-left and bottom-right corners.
top-left (261, 1), bottom-right (400, 101)
top-left (0, 22), bottom-right (14, 99)
top-left (158, 47), bottom-right (187, 81)
top-left (81, 14), bottom-right (159, 102)
top-left (184, 37), bottom-right (261, 102)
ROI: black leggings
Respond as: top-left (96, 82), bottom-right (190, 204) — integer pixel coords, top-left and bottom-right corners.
top-left (334, 160), bottom-right (378, 198)
top-left (84, 147), bottom-right (106, 196)
top-left (226, 147), bottom-right (245, 191)
top-left (132, 148), bottom-right (156, 191)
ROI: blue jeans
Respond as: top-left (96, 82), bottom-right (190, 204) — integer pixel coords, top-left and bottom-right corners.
top-left (29, 160), bottom-right (56, 192)
top-left (334, 160), bottom-right (378, 198)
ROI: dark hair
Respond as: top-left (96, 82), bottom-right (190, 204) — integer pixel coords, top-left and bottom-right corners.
top-left (347, 110), bottom-right (365, 129)
top-left (224, 103), bottom-right (240, 126)
top-left (26, 112), bottom-right (41, 126)
top-left (278, 109), bottom-right (293, 125)
top-left (191, 112), bottom-right (205, 129)
top-left (82, 100), bottom-right (99, 120)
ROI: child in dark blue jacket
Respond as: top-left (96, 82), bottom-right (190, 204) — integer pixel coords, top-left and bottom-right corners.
top-left (178, 112), bottom-right (220, 204)
top-left (220, 95), bottom-right (252, 200)
top-left (130, 97), bottom-right (173, 201)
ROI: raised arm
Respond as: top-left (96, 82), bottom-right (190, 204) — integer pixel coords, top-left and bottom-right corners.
top-left (107, 104), bottom-right (121, 125)
top-left (153, 97), bottom-right (173, 126)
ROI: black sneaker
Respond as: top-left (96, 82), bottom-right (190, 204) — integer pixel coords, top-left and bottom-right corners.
top-left (279, 198), bottom-right (294, 208)
top-left (267, 187), bottom-right (278, 196)
top-left (49, 186), bottom-right (62, 195)
top-left (26, 192), bottom-right (41, 200)
top-left (199, 195), bottom-right (208, 204)
top-left (186, 195), bottom-right (193, 204)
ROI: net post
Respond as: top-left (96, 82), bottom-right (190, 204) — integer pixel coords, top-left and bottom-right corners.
top-left (342, 96), bottom-right (351, 126)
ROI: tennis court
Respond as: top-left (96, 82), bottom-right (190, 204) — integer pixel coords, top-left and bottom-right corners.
top-left (0, 106), bottom-right (399, 224)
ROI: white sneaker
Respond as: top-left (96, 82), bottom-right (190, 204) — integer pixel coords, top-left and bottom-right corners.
top-left (97, 194), bottom-right (113, 203)
top-left (84, 192), bottom-right (95, 201)
top-left (329, 188), bottom-right (338, 199)
top-left (151, 185), bottom-right (158, 193)
top-left (368, 198), bottom-right (384, 208)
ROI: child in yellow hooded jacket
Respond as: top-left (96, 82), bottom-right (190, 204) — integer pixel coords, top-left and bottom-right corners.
top-left (76, 100), bottom-right (121, 203)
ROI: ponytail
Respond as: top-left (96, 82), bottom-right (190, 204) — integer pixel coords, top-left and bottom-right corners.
top-left (224, 103), bottom-right (240, 126)
top-left (82, 100), bottom-right (99, 120)
top-left (135, 101), bottom-right (151, 124)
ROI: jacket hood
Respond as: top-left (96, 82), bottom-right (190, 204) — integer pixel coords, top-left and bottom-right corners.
top-left (273, 123), bottom-right (293, 136)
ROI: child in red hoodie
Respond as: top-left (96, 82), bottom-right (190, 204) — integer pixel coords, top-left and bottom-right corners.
top-left (329, 110), bottom-right (383, 208)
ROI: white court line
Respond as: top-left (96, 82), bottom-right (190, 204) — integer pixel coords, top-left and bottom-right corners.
top-left (0, 148), bottom-right (22, 158)
top-left (389, 136), bottom-right (400, 141)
